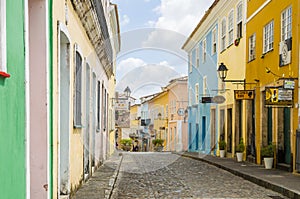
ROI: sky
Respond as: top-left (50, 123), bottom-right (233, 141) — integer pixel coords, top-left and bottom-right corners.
top-left (111, 0), bottom-right (214, 99)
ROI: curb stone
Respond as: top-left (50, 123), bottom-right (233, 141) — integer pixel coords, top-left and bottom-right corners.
top-left (178, 153), bottom-right (300, 199)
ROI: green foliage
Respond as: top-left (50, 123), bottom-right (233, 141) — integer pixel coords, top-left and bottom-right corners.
top-left (152, 139), bottom-right (164, 146)
top-left (235, 138), bottom-right (245, 153)
top-left (218, 140), bottom-right (226, 150)
top-left (120, 139), bottom-right (132, 146)
top-left (261, 143), bottom-right (275, 157)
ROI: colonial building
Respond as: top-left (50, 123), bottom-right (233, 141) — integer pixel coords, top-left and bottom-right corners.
top-left (246, 0), bottom-right (299, 172)
top-left (52, 0), bottom-right (120, 198)
top-left (166, 76), bottom-right (189, 152)
top-left (182, 0), bottom-right (220, 154)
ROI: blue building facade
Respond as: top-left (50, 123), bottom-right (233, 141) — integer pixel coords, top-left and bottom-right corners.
top-left (185, 21), bottom-right (219, 154)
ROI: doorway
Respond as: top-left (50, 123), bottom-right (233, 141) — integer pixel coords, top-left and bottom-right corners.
top-left (202, 116), bottom-right (206, 151)
top-left (83, 64), bottom-right (90, 179)
top-left (59, 30), bottom-right (71, 196)
top-left (195, 124), bottom-right (199, 151)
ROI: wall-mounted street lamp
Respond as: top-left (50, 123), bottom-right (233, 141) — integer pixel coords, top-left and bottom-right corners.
top-left (217, 63), bottom-right (246, 88)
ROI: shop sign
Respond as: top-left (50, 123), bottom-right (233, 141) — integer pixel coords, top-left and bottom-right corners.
top-left (212, 95), bottom-right (226, 104)
top-left (284, 80), bottom-right (295, 89)
top-left (201, 97), bottom-right (212, 103)
top-left (234, 90), bottom-right (255, 100)
top-left (265, 87), bottom-right (293, 107)
top-left (115, 100), bottom-right (129, 110)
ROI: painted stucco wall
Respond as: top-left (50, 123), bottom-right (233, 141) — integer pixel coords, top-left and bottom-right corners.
top-left (28, 0), bottom-right (48, 198)
top-left (217, 0), bottom-right (247, 157)
top-left (0, 0), bottom-right (26, 198)
top-left (52, 0), bottom-right (110, 197)
top-left (246, 0), bottom-right (299, 166)
top-left (168, 79), bottom-right (188, 152)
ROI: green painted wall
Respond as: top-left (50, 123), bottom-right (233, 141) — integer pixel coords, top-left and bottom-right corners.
top-left (0, 0), bottom-right (26, 198)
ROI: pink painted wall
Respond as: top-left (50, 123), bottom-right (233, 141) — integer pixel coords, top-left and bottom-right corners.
top-left (168, 79), bottom-right (188, 151)
top-left (29, 0), bottom-right (48, 198)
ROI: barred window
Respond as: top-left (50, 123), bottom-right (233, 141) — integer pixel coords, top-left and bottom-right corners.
top-left (74, 51), bottom-right (83, 127)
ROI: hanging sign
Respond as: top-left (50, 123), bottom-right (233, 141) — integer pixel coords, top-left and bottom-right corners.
top-left (234, 90), bottom-right (255, 100)
top-left (283, 79), bottom-right (295, 89)
top-left (265, 87), bottom-right (293, 107)
top-left (212, 95), bottom-right (226, 104)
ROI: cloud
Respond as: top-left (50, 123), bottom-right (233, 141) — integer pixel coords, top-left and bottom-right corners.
top-left (159, 61), bottom-right (175, 70)
top-left (143, 0), bottom-right (214, 52)
top-left (153, 0), bottom-right (214, 36)
top-left (120, 14), bottom-right (130, 26)
top-left (116, 57), bottom-right (146, 80)
top-left (116, 62), bottom-right (180, 99)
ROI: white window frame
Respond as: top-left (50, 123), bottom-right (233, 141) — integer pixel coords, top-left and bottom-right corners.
top-left (202, 39), bottom-right (206, 63)
top-left (195, 83), bottom-right (199, 104)
top-left (263, 20), bottom-right (274, 53)
top-left (212, 28), bottom-right (217, 54)
top-left (0, 1), bottom-right (7, 73)
top-left (236, 2), bottom-right (243, 38)
top-left (249, 33), bottom-right (256, 61)
top-left (281, 6), bottom-right (292, 41)
top-left (189, 52), bottom-right (192, 73)
top-left (74, 44), bottom-right (83, 128)
top-left (196, 46), bottom-right (199, 67)
top-left (203, 76), bottom-right (207, 96)
top-left (189, 88), bottom-right (192, 106)
top-left (221, 18), bottom-right (226, 51)
top-left (228, 10), bottom-right (234, 45)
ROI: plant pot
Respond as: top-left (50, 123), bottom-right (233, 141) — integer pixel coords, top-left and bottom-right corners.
top-left (154, 146), bottom-right (163, 152)
top-left (264, 157), bottom-right (274, 169)
top-left (220, 150), bottom-right (225, 158)
top-left (236, 152), bottom-right (243, 162)
top-left (122, 145), bottom-right (132, 151)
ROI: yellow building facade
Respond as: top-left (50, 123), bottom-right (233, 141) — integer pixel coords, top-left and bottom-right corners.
top-left (148, 91), bottom-right (169, 150)
top-left (52, 0), bottom-right (118, 197)
top-left (246, 0), bottom-right (299, 172)
top-left (217, 0), bottom-right (248, 159)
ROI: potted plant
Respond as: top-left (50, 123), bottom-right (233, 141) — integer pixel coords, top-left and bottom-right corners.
top-left (261, 143), bottom-right (274, 169)
top-left (218, 140), bottom-right (226, 158)
top-left (152, 138), bottom-right (164, 152)
top-left (120, 138), bottom-right (132, 151)
top-left (235, 138), bottom-right (245, 162)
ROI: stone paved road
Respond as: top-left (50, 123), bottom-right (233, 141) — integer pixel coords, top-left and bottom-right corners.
top-left (111, 152), bottom-right (287, 199)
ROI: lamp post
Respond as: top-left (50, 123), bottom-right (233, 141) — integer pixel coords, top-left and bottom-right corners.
top-left (217, 63), bottom-right (246, 89)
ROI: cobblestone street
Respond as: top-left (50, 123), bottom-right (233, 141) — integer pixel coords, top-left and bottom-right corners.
top-left (110, 152), bottom-right (287, 199)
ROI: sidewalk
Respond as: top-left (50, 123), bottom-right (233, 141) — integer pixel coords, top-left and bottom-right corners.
top-left (178, 152), bottom-right (300, 199)
top-left (72, 151), bottom-right (123, 199)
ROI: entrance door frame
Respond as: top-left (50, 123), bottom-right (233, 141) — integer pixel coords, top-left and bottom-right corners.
top-left (57, 22), bottom-right (71, 197)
